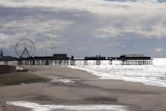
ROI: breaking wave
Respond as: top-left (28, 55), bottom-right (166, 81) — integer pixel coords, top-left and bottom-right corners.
top-left (70, 58), bottom-right (166, 87)
top-left (7, 101), bottom-right (128, 111)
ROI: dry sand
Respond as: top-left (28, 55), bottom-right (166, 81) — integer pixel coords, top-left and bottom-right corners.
top-left (0, 65), bottom-right (166, 111)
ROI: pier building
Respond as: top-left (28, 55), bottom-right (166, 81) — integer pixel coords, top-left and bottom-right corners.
top-left (118, 54), bottom-right (152, 65)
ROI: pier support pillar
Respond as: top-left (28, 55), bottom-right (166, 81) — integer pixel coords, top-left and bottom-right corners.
top-left (109, 60), bottom-right (112, 65)
top-left (84, 60), bottom-right (88, 65)
top-left (96, 60), bottom-right (101, 65)
top-left (70, 60), bottom-right (75, 65)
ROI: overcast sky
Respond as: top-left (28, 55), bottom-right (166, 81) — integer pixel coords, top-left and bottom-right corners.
top-left (0, 0), bottom-right (166, 57)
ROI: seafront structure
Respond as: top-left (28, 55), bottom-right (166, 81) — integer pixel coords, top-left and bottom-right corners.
top-left (0, 39), bottom-right (153, 66)
top-left (70, 56), bottom-right (108, 65)
top-left (84, 56), bottom-right (107, 65)
top-left (18, 54), bottom-right (69, 65)
top-left (0, 50), bottom-right (17, 65)
top-left (118, 54), bottom-right (153, 65)
top-left (0, 53), bottom-right (153, 66)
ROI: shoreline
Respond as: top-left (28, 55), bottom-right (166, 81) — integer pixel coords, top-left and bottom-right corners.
top-left (0, 66), bottom-right (166, 111)
top-left (69, 64), bottom-right (166, 88)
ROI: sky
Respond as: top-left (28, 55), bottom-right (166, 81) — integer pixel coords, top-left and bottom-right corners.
top-left (0, 0), bottom-right (166, 57)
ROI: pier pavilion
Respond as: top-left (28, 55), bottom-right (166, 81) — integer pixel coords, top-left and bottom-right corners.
top-left (118, 54), bottom-right (153, 65)
top-left (18, 54), bottom-right (69, 65)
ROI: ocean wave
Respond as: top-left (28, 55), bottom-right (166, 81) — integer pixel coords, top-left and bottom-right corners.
top-left (7, 101), bottom-right (128, 111)
top-left (69, 58), bottom-right (166, 87)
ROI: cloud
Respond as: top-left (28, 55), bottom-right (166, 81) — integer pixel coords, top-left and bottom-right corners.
top-left (130, 0), bottom-right (158, 3)
top-left (0, 1), bottom-right (166, 39)
top-left (0, 0), bottom-right (166, 56)
top-left (96, 24), bottom-right (166, 38)
top-left (0, 14), bottom-right (73, 50)
top-left (152, 47), bottom-right (166, 57)
top-left (93, 0), bottom-right (166, 38)
top-left (154, 48), bottom-right (163, 52)
top-left (0, 0), bottom-right (162, 14)
top-left (0, 0), bottom-right (162, 39)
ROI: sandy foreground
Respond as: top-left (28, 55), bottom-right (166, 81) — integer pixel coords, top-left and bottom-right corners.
top-left (0, 65), bottom-right (166, 111)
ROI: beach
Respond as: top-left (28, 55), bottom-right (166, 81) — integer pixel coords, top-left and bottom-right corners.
top-left (0, 0), bottom-right (166, 110)
top-left (0, 66), bottom-right (166, 111)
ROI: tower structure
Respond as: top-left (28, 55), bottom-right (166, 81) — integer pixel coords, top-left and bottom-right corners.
top-left (0, 49), bottom-right (3, 57)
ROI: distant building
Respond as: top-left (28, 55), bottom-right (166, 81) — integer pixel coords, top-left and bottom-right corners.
top-left (19, 54), bottom-right (69, 65)
top-left (0, 49), bottom-right (3, 57)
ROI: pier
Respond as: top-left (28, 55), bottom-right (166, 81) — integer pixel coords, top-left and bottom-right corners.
top-left (0, 40), bottom-right (153, 66)
top-left (0, 54), bottom-right (153, 66)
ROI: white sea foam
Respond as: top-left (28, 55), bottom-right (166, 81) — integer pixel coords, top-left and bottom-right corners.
top-left (69, 58), bottom-right (166, 87)
top-left (7, 101), bottom-right (128, 111)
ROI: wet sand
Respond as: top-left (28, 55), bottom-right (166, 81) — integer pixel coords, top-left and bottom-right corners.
top-left (0, 65), bottom-right (166, 111)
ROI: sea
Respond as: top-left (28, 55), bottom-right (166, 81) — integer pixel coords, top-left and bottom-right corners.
top-left (70, 58), bottom-right (166, 87)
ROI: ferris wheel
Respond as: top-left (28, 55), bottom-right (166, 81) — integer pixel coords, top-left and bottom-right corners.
top-left (15, 38), bottom-right (36, 58)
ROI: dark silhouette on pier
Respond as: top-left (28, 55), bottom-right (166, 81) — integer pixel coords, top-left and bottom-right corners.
top-left (0, 49), bottom-right (3, 57)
